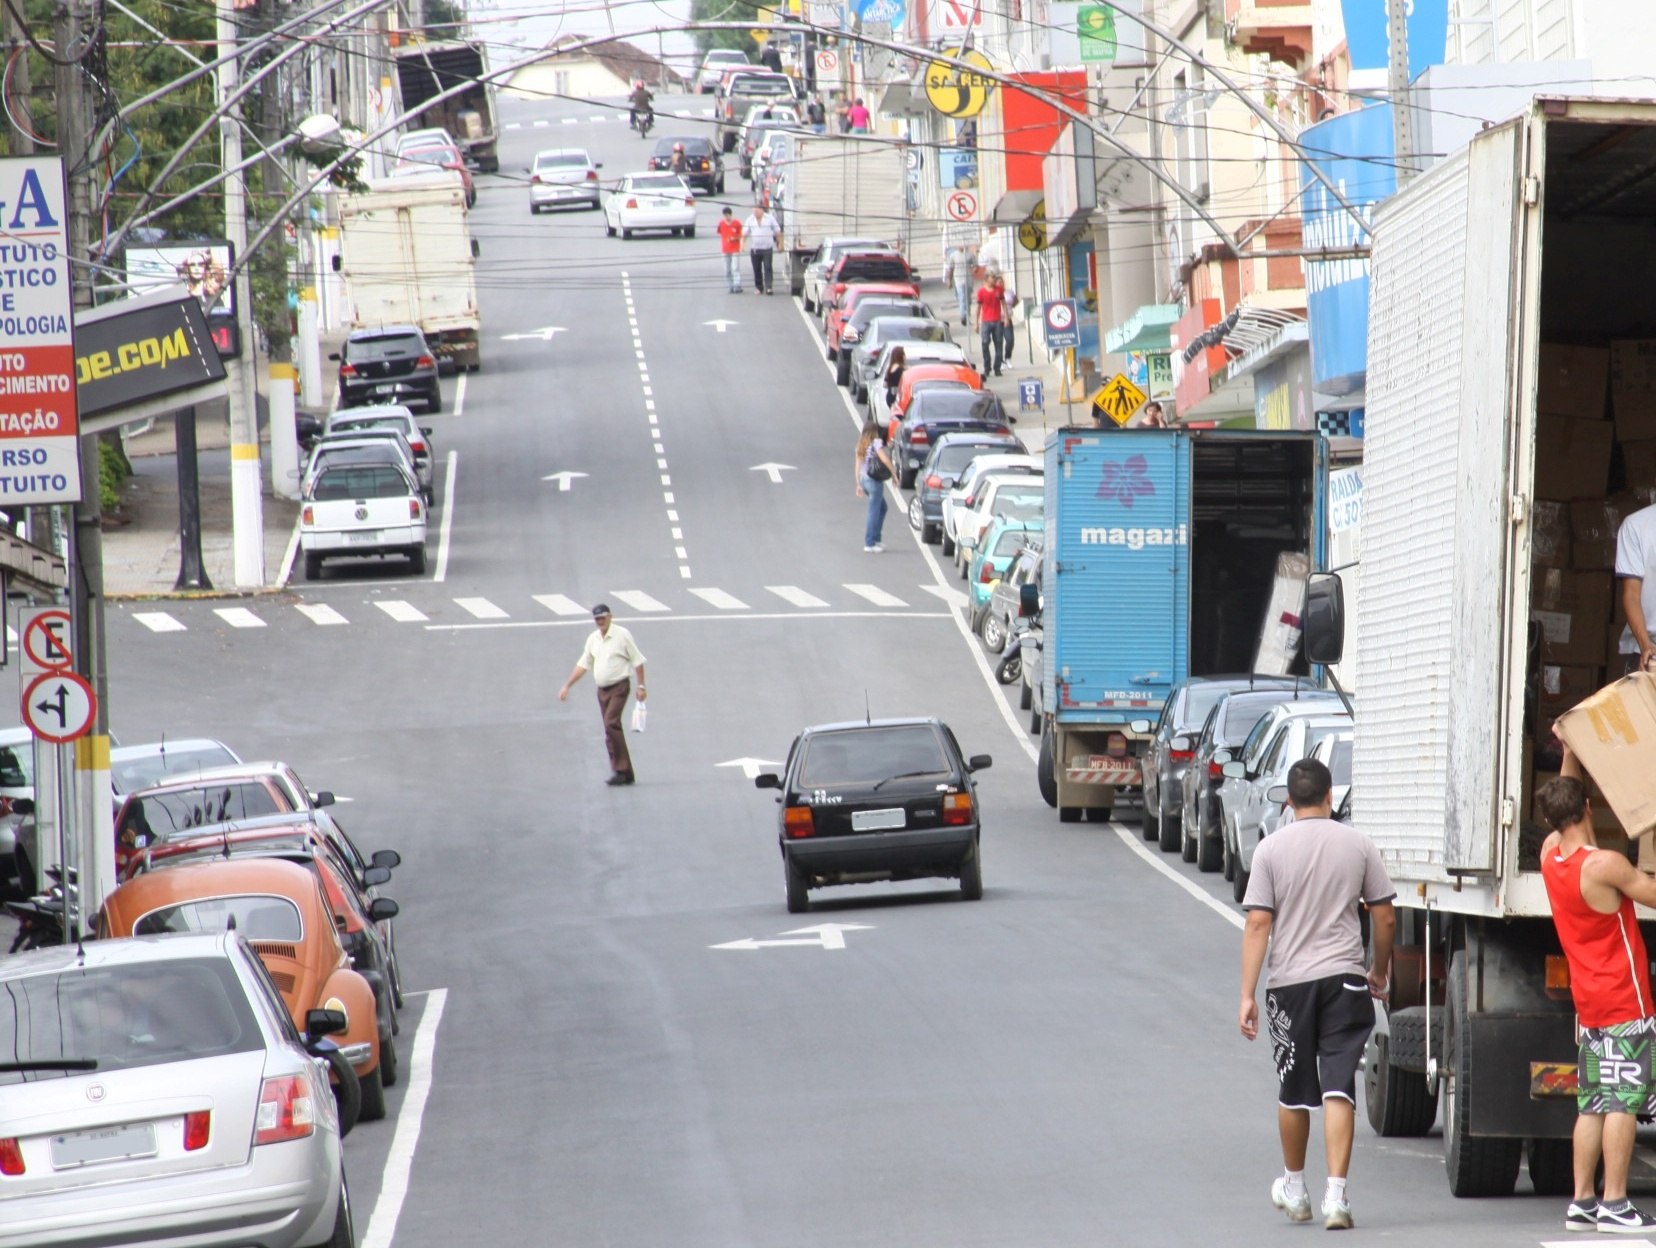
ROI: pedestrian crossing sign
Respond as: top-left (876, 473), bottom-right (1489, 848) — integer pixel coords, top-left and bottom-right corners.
top-left (1091, 372), bottom-right (1147, 427)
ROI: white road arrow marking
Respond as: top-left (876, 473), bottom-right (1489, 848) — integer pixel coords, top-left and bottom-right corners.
top-left (703, 319), bottom-right (739, 334)
top-left (750, 462), bottom-right (796, 484)
top-left (501, 327), bottom-right (567, 342)
top-left (542, 471), bottom-right (588, 492)
top-left (710, 924), bottom-right (875, 951)
top-left (715, 756), bottom-right (780, 779)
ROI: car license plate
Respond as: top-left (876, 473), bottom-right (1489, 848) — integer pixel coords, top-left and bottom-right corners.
top-left (346, 530), bottom-right (381, 545)
top-left (852, 808), bottom-right (906, 831)
top-left (374, 384), bottom-right (396, 394)
top-left (51, 1122), bottom-right (157, 1170)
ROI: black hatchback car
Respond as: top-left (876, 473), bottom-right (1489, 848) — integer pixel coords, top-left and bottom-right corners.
top-left (908, 431), bottom-right (1023, 543)
top-left (333, 325), bottom-right (441, 412)
top-left (756, 718), bottom-right (991, 913)
top-left (647, 136), bottom-right (724, 194)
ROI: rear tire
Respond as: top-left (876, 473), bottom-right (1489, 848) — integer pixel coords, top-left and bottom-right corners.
top-left (622, 228), bottom-right (633, 239)
top-left (324, 1049), bottom-right (360, 1137)
top-left (941, 532), bottom-right (955, 556)
top-left (958, 839), bottom-right (983, 901)
top-left (358, 1061), bottom-right (387, 1122)
top-left (427, 388), bottom-right (441, 414)
top-left (784, 857), bottom-right (808, 914)
top-left (1037, 725), bottom-right (1058, 809)
top-left (1232, 855), bottom-right (1251, 903)
top-left (1144, 800), bottom-right (1161, 845)
top-left (686, 226), bottom-right (697, 238)
top-left (1019, 682), bottom-right (1032, 709)
top-left (1084, 807), bottom-right (1111, 823)
top-left (1158, 808), bottom-right (1181, 854)
top-left (1058, 807), bottom-right (1082, 823)
top-left (921, 521), bottom-right (939, 544)
top-left (1366, 1012), bottom-right (1439, 1137)
top-left (835, 354), bottom-right (850, 386)
top-left (377, 1030), bottom-right (399, 1089)
top-left (408, 547), bottom-right (427, 575)
top-left (1028, 703), bottom-right (1041, 734)
top-left (1444, 954), bottom-right (1522, 1196)
top-left (1196, 825), bottom-right (1223, 873)
top-left (303, 552), bottom-right (323, 582)
top-left (310, 1168), bottom-right (354, 1248)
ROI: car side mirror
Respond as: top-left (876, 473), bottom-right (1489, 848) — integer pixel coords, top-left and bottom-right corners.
top-left (305, 1007), bottom-right (348, 1038)
top-left (371, 848), bottom-right (401, 870)
top-left (967, 754), bottom-right (992, 772)
top-left (368, 897), bottom-right (400, 922)
top-left (312, 790), bottom-right (336, 808)
top-left (327, 351), bottom-right (341, 361)
top-left (1128, 719), bottom-right (1151, 735)
top-left (1266, 784), bottom-right (1290, 805)
top-left (421, 427), bottom-right (434, 437)
top-left (754, 773), bottom-right (781, 789)
top-left (10, 797), bottom-right (33, 816)
top-left (1170, 735), bottom-right (1192, 752)
top-left (1018, 581), bottom-right (1039, 617)
top-left (1213, 748), bottom-right (1232, 765)
top-left (471, 238), bottom-right (481, 258)
top-left (1222, 760), bottom-right (1246, 779)
top-left (1304, 572), bottom-right (1346, 665)
top-left (362, 865), bottom-right (392, 887)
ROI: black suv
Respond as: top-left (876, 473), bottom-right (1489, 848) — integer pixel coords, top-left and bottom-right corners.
top-left (647, 136), bottom-right (724, 194)
top-left (756, 718), bottom-right (991, 913)
top-left (333, 326), bottom-right (441, 412)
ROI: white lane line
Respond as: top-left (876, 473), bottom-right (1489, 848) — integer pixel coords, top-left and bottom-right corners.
top-left (660, 474), bottom-right (672, 486)
top-left (610, 590), bottom-right (669, 612)
top-left (213, 607), bottom-right (265, 628)
top-left (453, 372), bottom-right (467, 417)
top-left (1110, 826), bottom-right (1244, 930)
top-left (505, 122), bottom-right (522, 131)
top-left (376, 601), bottom-right (428, 623)
top-left (361, 987), bottom-right (448, 1248)
top-left (843, 583), bottom-right (908, 607)
top-left (918, 583), bottom-right (970, 608)
top-left (689, 588), bottom-right (749, 610)
top-left (533, 594), bottom-right (587, 616)
top-left (766, 585), bottom-right (829, 608)
top-left (428, 611), bottom-right (952, 632)
top-left (280, 517), bottom-right (301, 586)
top-left (296, 603), bottom-right (349, 626)
top-left (656, 458), bottom-right (668, 470)
top-left (454, 597), bottom-right (508, 620)
top-left (588, 114), bottom-right (606, 122)
top-left (561, 117), bottom-right (577, 125)
top-left (434, 451), bottom-right (458, 583)
top-left (679, 566), bottom-right (692, 579)
top-left (532, 118), bottom-right (549, 127)
top-left (133, 612), bottom-right (185, 633)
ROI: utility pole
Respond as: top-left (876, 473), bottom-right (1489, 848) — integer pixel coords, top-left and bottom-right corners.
top-left (1387, 0), bottom-right (1416, 187)
top-left (218, 0), bottom-right (266, 587)
top-left (55, 0), bottom-right (114, 921)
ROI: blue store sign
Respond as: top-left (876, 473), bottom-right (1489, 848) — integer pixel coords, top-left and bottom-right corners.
top-left (1340, 0), bottom-right (1447, 82)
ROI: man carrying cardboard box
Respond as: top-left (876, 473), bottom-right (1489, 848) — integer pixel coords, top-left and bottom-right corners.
top-left (1536, 748), bottom-right (1656, 1234)
top-left (1616, 498), bottom-right (1656, 674)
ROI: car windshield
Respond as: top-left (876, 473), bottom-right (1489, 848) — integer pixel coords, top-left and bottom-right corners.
top-left (121, 783), bottom-right (288, 840)
top-left (1217, 693), bottom-right (1297, 745)
top-left (993, 529), bottom-right (1030, 557)
top-left (345, 334), bottom-right (423, 362)
top-left (1182, 684), bottom-right (1243, 730)
top-left (404, 147), bottom-right (458, 165)
top-left (1324, 737), bottom-right (1354, 785)
top-left (881, 321), bottom-right (949, 344)
top-left (112, 745), bottom-right (240, 794)
top-left (0, 742), bottom-right (32, 788)
top-left (991, 492), bottom-right (1043, 521)
top-left (331, 417), bottom-right (411, 439)
top-left (799, 726), bottom-right (949, 786)
top-left (850, 301), bottom-right (922, 328)
top-left (536, 152), bottom-right (590, 168)
top-left (0, 958), bottom-right (263, 1081)
top-left (629, 175), bottom-right (685, 192)
top-left (135, 894), bottom-right (305, 941)
top-left (313, 466), bottom-right (413, 501)
top-left (915, 392), bottom-right (1001, 421)
top-left (934, 443), bottom-right (1006, 474)
top-left (733, 78), bottom-right (792, 96)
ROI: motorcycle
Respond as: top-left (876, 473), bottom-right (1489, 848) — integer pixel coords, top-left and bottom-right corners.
top-left (5, 866), bottom-right (77, 952)
top-left (633, 107), bottom-right (654, 139)
top-left (995, 623), bottom-right (1027, 686)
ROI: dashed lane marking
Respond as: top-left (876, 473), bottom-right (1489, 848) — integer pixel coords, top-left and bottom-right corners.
top-left (295, 603), bottom-right (348, 626)
top-left (133, 612), bottom-right (185, 633)
top-left (213, 607), bottom-right (265, 628)
top-left (766, 585), bottom-right (828, 608)
top-left (376, 601), bottom-right (428, 623)
top-left (843, 583), bottom-right (908, 607)
top-left (610, 590), bottom-right (669, 612)
top-left (454, 597), bottom-right (509, 620)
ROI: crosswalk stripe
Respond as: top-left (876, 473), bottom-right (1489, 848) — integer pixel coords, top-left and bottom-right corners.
top-left (918, 583), bottom-right (971, 608)
top-left (610, 590), bottom-right (669, 612)
top-left (377, 601), bottom-right (428, 623)
top-left (214, 607), bottom-right (265, 628)
top-left (688, 587), bottom-right (749, 610)
top-left (589, 115), bottom-right (606, 123)
top-left (533, 594), bottom-right (587, 616)
top-left (561, 117), bottom-right (577, 125)
top-left (133, 612), bottom-right (185, 633)
top-left (454, 597), bottom-right (508, 620)
top-left (532, 119), bottom-right (549, 127)
top-left (843, 583), bottom-right (908, 607)
top-left (296, 604), bottom-right (348, 626)
top-left (766, 585), bottom-right (829, 608)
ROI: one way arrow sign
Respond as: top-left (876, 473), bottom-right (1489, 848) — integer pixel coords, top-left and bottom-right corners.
top-left (502, 326), bottom-right (567, 342)
top-left (703, 319), bottom-right (739, 334)
top-left (749, 463), bottom-right (796, 485)
top-left (710, 924), bottom-right (874, 951)
top-left (715, 757), bottom-right (779, 779)
top-left (542, 471), bottom-right (588, 492)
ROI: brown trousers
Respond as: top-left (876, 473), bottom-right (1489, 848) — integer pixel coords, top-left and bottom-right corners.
top-left (596, 680), bottom-right (634, 778)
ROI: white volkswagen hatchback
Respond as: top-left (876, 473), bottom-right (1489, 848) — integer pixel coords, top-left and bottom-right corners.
top-left (604, 172), bottom-right (697, 239)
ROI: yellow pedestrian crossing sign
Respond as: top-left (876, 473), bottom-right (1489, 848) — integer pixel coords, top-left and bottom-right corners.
top-left (1091, 372), bottom-right (1147, 427)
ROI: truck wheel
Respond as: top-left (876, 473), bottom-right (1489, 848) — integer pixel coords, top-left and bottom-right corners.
top-left (1084, 807), bottom-right (1111, 823)
top-left (1058, 807), bottom-right (1082, 823)
top-left (958, 839), bottom-right (983, 901)
top-left (784, 856), bottom-right (808, 914)
top-left (1444, 954), bottom-right (1522, 1196)
top-left (1526, 1138), bottom-right (1574, 1196)
top-left (1037, 725), bottom-right (1058, 808)
top-left (1365, 1012), bottom-right (1438, 1137)
top-left (1196, 827), bottom-right (1223, 873)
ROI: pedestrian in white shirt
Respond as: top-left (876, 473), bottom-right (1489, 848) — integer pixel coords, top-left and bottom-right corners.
top-left (558, 603), bottom-right (647, 786)
top-left (742, 202), bottom-right (782, 295)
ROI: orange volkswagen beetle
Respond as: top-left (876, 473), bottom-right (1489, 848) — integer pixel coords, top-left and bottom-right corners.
top-left (99, 857), bottom-right (385, 1121)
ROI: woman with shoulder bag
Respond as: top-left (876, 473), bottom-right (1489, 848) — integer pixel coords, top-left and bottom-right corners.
top-left (855, 418), bottom-right (896, 553)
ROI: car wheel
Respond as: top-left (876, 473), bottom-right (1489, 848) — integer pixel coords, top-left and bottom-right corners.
top-left (358, 1060), bottom-right (387, 1121)
top-left (1019, 680), bottom-right (1032, 709)
top-left (907, 496), bottom-right (922, 531)
top-left (1058, 807), bottom-right (1082, 823)
top-left (921, 520), bottom-right (940, 544)
top-left (1085, 807), bottom-right (1111, 823)
top-left (1196, 823), bottom-right (1223, 873)
top-left (389, 950), bottom-right (405, 1011)
top-left (1037, 725), bottom-right (1058, 809)
top-left (1144, 799), bottom-right (1161, 845)
top-left (303, 552), bottom-right (323, 582)
top-left (378, 1029), bottom-right (399, 1088)
top-left (1157, 806), bottom-right (1181, 854)
top-left (981, 613), bottom-right (1007, 653)
top-left (1222, 829), bottom-right (1236, 881)
top-left (803, 294), bottom-right (815, 314)
top-left (834, 354), bottom-right (850, 386)
top-left (1231, 855), bottom-right (1251, 904)
top-left (606, 222), bottom-right (616, 237)
top-left (427, 388), bottom-right (441, 414)
top-left (530, 204), bottom-right (540, 215)
top-left (941, 531), bottom-right (955, 556)
top-left (958, 838), bottom-right (983, 901)
top-left (717, 176), bottom-right (726, 193)
top-left (323, 1049), bottom-right (360, 1137)
top-left (409, 546), bottom-right (428, 575)
top-left (784, 856), bottom-right (808, 914)
top-left (1181, 809), bottom-right (1198, 862)
top-left (622, 228), bottom-right (633, 239)
top-left (686, 226), bottom-right (696, 239)
top-left (312, 1167), bottom-right (354, 1248)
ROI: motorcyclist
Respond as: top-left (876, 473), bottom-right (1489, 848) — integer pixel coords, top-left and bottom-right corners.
top-left (669, 142), bottom-right (688, 176)
top-left (629, 80), bottom-right (654, 132)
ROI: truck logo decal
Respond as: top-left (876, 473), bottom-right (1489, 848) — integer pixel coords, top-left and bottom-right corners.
top-left (1095, 454), bottom-right (1153, 509)
top-left (1078, 523), bottom-right (1187, 549)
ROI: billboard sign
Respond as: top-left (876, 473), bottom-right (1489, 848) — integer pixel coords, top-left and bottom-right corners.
top-left (124, 241), bottom-right (234, 318)
top-left (0, 157), bottom-right (81, 506)
top-left (73, 291), bottom-right (226, 418)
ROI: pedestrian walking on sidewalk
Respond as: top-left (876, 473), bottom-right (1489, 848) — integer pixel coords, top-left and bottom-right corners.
top-left (993, 271), bottom-right (1018, 363)
top-left (1537, 747), bottom-right (1656, 1234)
top-left (557, 604), bottom-right (647, 786)
top-left (807, 95), bottom-right (827, 133)
top-left (847, 98), bottom-right (871, 132)
top-left (973, 271), bottom-right (1006, 376)
top-left (742, 201), bottom-right (782, 295)
top-left (1239, 758), bottom-right (1395, 1232)
top-left (854, 418), bottom-right (896, 552)
top-left (717, 206), bottom-right (744, 292)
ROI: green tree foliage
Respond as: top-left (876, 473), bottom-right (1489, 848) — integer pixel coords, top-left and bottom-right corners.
top-left (689, 0), bottom-right (768, 57)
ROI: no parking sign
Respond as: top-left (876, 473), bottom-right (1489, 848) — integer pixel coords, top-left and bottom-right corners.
top-left (1043, 299), bottom-right (1079, 350)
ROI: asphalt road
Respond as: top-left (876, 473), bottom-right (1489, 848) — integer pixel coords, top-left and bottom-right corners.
top-left (94, 91), bottom-right (1651, 1247)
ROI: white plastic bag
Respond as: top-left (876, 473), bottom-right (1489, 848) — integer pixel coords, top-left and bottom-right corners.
top-left (631, 700), bottom-right (647, 733)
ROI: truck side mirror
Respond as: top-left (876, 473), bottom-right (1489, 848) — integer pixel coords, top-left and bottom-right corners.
top-left (331, 254), bottom-right (341, 273)
top-left (1304, 573), bottom-right (1346, 665)
top-left (471, 239), bottom-right (481, 258)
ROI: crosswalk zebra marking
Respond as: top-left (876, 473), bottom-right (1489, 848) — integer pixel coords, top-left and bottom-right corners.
top-left (133, 612), bottom-right (186, 633)
top-left (296, 604), bottom-right (349, 626)
top-left (688, 587), bottom-right (750, 611)
top-left (214, 607), bottom-right (265, 629)
top-left (455, 597), bottom-right (509, 620)
top-left (843, 583), bottom-right (908, 607)
top-left (610, 590), bottom-right (669, 612)
top-left (377, 601), bottom-right (428, 623)
top-left (766, 586), bottom-right (828, 608)
top-left (918, 583), bottom-right (971, 608)
top-left (533, 594), bottom-right (587, 616)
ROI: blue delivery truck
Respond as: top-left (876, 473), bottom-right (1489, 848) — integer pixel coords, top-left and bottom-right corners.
top-left (1036, 427), bottom-right (1327, 821)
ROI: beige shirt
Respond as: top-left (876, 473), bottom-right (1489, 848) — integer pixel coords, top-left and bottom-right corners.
top-left (578, 624), bottom-right (645, 687)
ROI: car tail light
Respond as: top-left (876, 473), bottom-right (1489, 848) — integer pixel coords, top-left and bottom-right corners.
top-left (911, 427), bottom-right (929, 445)
top-left (783, 806), bottom-right (814, 838)
top-left (0, 1138), bottom-right (23, 1175)
top-left (1208, 760), bottom-right (1223, 780)
top-left (301, 505), bottom-right (314, 525)
top-left (415, 355), bottom-right (435, 370)
top-left (925, 474), bottom-right (943, 489)
top-left (409, 440), bottom-right (426, 454)
top-left (586, 170), bottom-right (598, 181)
top-left (1169, 749), bottom-right (1195, 763)
top-left (979, 561), bottom-right (995, 584)
top-left (410, 498), bottom-right (423, 519)
top-left (253, 1073), bottom-right (316, 1145)
top-left (684, 197), bottom-right (695, 206)
top-left (183, 1110), bottom-right (211, 1151)
top-left (626, 198), bottom-right (639, 209)
top-left (942, 793), bottom-right (974, 826)
top-left (530, 173), bottom-right (542, 184)
top-left (338, 363), bottom-right (357, 378)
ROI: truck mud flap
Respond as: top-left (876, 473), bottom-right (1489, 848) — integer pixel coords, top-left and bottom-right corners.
top-left (1468, 1012), bottom-right (1576, 1136)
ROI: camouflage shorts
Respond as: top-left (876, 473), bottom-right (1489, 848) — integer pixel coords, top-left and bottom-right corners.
top-left (1579, 1016), bottom-right (1656, 1116)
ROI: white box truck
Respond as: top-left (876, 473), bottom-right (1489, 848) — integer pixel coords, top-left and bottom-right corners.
top-left (336, 174), bottom-right (481, 372)
top-left (1305, 96), bottom-right (1656, 1197)
top-left (776, 134), bottom-right (910, 299)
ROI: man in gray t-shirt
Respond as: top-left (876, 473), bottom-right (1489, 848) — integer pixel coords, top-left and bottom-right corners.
top-left (1239, 758), bottom-right (1395, 1231)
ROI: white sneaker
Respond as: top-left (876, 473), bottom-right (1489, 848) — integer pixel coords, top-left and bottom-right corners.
top-left (1322, 1196), bottom-right (1353, 1230)
top-left (868, 544), bottom-right (883, 553)
top-left (1271, 1177), bottom-right (1312, 1224)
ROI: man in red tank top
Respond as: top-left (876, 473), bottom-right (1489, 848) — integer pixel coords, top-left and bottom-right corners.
top-left (1538, 748), bottom-right (1656, 1234)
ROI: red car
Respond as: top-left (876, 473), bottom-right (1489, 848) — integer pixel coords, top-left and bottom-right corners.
top-left (824, 280), bottom-right (921, 364)
top-left (391, 143), bottom-right (476, 208)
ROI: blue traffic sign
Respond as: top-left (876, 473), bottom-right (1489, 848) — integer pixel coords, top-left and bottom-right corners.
top-left (1018, 378), bottom-right (1044, 413)
top-left (851, 0), bottom-right (905, 22)
top-left (1043, 299), bottom-right (1080, 350)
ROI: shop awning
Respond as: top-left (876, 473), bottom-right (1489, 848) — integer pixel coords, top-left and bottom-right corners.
top-left (991, 189), bottom-right (1045, 225)
top-left (1220, 317), bottom-right (1309, 382)
top-left (1105, 303), bottom-right (1180, 355)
